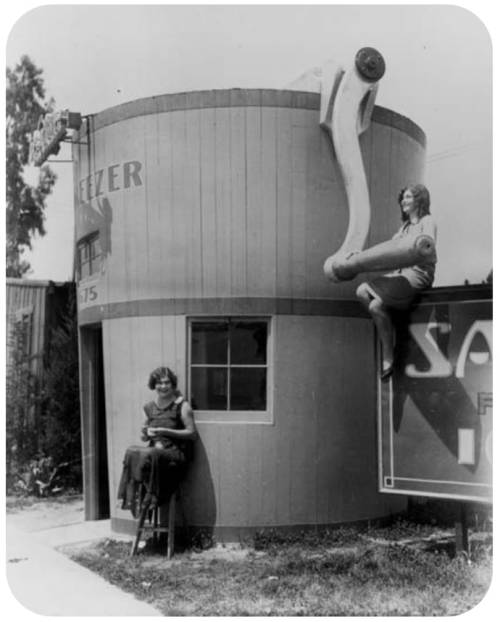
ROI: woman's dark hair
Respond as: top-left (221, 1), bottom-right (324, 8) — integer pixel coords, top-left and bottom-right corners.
top-left (398, 183), bottom-right (431, 221)
top-left (148, 366), bottom-right (178, 390)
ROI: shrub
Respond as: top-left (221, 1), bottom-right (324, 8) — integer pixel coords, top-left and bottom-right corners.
top-left (6, 292), bottom-right (81, 495)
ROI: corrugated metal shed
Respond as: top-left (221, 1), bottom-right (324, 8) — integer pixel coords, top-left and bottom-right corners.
top-left (6, 277), bottom-right (75, 393)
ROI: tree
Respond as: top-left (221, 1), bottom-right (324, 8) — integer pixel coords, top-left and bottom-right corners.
top-left (6, 55), bottom-right (57, 277)
top-left (6, 291), bottom-right (82, 495)
top-left (40, 292), bottom-right (81, 472)
top-left (6, 320), bottom-right (42, 472)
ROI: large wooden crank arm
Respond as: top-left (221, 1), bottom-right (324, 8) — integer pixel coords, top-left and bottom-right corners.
top-left (320, 47), bottom-right (386, 283)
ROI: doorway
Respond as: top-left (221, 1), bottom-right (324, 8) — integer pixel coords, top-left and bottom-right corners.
top-left (79, 324), bottom-right (110, 519)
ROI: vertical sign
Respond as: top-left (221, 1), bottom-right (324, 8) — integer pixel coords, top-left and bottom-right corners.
top-left (29, 110), bottom-right (81, 166)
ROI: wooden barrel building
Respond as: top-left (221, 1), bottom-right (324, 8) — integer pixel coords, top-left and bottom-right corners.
top-left (73, 88), bottom-right (426, 536)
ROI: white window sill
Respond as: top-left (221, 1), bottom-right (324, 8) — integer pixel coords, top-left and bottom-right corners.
top-left (194, 410), bottom-right (274, 425)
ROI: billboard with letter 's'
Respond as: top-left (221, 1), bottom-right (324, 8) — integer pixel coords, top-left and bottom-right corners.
top-left (378, 286), bottom-right (492, 503)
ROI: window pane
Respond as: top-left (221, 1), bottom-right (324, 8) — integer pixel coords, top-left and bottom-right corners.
top-left (191, 322), bottom-right (228, 364)
top-left (78, 243), bottom-right (88, 260)
top-left (230, 321), bottom-right (267, 364)
top-left (191, 367), bottom-right (228, 410)
top-left (78, 243), bottom-right (89, 280)
top-left (230, 367), bottom-right (267, 410)
top-left (90, 236), bottom-right (101, 260)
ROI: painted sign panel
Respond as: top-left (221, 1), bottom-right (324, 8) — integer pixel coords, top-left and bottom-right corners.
top-left (75, 159), bottom-right (144, 313)
top-left (29, 110), bottom-right (81, 166)
top-left (378, 293), bottom-right (492, 503)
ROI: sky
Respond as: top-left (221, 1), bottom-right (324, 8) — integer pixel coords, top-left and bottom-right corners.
top-left (4, 1), bottom-right (495, 287)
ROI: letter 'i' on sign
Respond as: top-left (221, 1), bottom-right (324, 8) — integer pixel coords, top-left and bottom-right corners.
top-left (457, 428), bottom-right (475, 465)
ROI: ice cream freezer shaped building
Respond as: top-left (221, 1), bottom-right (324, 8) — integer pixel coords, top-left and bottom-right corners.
top-left (66, 52), bottom-right (491, 538)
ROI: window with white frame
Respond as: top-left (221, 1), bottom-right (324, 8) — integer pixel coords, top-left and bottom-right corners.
top-left (189, 318), bottom-right (269, 412)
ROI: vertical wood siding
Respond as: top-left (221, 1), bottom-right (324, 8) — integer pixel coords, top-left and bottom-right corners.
top-left (106, 314), bottom-right (405, 529)
top-left (74, 100), bottom-right (425, 309)
top-left (73, 93), bottom-right (422, 531)
top-left (102, 314), bottom-right (187, 512)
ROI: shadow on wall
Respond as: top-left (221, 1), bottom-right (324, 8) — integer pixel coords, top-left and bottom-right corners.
top-left (178, 436), bottom-right (216, 548)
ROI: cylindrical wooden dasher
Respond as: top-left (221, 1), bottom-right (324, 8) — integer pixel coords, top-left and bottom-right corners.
top-left (323, 234), bottom-right (436, 282)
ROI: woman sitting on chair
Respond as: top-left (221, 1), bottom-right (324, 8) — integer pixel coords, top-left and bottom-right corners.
top-left (141, 366), bottom-right (197, 460)
top-left (356, 184), bottom-right (437, 380)
top-left (118, 366), bottom-right (197, 519)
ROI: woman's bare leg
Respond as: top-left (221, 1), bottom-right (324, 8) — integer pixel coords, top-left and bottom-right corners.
top-left (368, 298), bottom-right (394, 371)
top-left (357, 283), bottom-right (395, 375)
top-left (356, 282), bottom-right (373, 310)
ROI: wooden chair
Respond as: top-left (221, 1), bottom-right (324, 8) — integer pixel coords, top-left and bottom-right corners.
top-left (130, 490), bottom-right (177, 558)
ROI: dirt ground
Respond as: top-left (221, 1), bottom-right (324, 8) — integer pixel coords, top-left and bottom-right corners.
top-left (6, 494), bottom-right (85, 532)
top-left (6, 493), bottom-right (492, 562)
top-left (6, 494), bottom-right (254, 562)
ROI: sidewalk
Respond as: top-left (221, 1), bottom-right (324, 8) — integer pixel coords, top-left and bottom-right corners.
top-left (5, 505), bottom-right (161, 616)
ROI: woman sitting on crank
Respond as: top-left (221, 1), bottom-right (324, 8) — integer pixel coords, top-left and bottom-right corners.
top-left (356, 184), bottom-right (437, 380)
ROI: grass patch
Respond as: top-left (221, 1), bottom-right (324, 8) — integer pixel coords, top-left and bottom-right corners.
top-left (68, 522), bottom-right (492, 616)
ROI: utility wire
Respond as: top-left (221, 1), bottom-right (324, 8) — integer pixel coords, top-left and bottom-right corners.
top-left (427, 140), bottom-right (488, 163)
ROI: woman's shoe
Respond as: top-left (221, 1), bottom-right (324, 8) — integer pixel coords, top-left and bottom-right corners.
top-left (381, 363), bottom-right (394, 381)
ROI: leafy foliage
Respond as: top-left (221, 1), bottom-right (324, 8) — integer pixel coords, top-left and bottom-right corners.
top-left (6, 291), bottom-right (82, 495)
top-left (5, 321), bottom-right (43, 472)
top-left (40, 292), bottom-right (82, 482)
top-left (6, 55), bottom-right (57, 276)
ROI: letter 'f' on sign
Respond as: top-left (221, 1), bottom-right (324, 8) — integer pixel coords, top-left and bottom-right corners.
top-left (405, 322), bottom-right (453, 378)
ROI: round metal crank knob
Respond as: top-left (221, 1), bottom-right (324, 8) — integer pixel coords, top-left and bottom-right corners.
top-left (355, 47), bottom-right (386, 82)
